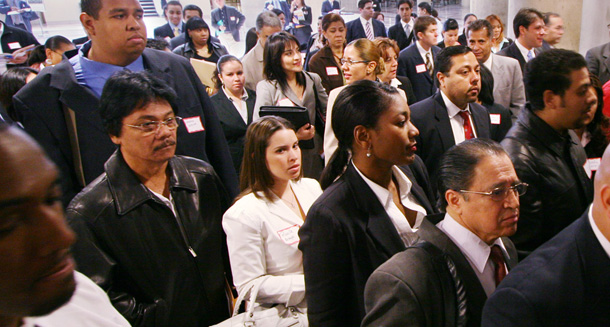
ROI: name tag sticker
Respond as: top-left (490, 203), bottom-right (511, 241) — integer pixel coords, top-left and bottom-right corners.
top-left (277, 98), bottom-right (295, 106)
top-left (8, 42), bottom-right (21, 50)
top-left (583, 160), bottom-right (592, 179)
top-left (415, 64), bottom-right (427, 73)
top-left (326, 66), bottom-right (339, 76)
top-left (183, 116), bottom-right (205, 133)
top-left (588, 157), bottom-right (601, 172)
top-left (277, 225), bottom-right (301, 245)
top-left (230, 16), bottom-right (236, 21)
top-left (490, 114), bottom-right (501, 125)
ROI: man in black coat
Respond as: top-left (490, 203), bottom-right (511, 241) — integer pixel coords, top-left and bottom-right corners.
top-left (0, 20), bottom-right (39, 69)
top-left (13, 0), bottom-right (239, 206)
top-left (345, 0), bottom-right (386, 43)
top-left (153, 0), bottom-right (184, 40)
top-left (388, 0), bottom-right (415, 51)
top-left (498, 8), bottom-right (544, 72)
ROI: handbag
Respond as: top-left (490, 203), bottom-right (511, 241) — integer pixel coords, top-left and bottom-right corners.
top-left (212, 276), bottom-right (308, 327)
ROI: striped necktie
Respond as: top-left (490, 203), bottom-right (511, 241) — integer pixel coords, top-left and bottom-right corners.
top-left (425, 52), bottom-right (433, 77)
top-left (489, 245), bottom-right (507, 286)
top-left (365, 21), bottom-right (374, 40)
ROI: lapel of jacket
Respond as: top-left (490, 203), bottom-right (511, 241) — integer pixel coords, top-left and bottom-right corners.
top-left (603, 45), bottom-right (610, 76)
top-left (578, 212), bottom-right (610, 306)
top-left (143, 49), bottom-right (176, 92)
top-left (246, 89), bottom-right (256, 124)
top-left (490, 54), bottom-right (507, 85)
top-left (344, 164), bottom-right (406, 257)
top-left (432, 92), bottom-right (456, 152)
top-left (470, 103), bottom-right (491, 139)
top-left (265, 185), bottom-right (306, 226)
top-left (500, 237), bottom-right (518, 270)
top-left (397, 165), bottom-right (434, 214)
top-left (216, 89), bottom-right (248, 128)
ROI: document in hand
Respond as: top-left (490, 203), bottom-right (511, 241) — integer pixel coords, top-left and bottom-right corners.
top-left (190, 58), bottom-right (217, 88)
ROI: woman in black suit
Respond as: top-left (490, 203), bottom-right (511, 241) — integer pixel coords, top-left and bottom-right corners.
top-left (210, 55), bottom-right (256, 176)
top-left (298, 80), bottom-right (437, 327)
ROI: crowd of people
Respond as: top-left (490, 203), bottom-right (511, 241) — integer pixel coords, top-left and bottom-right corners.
top-left (1, 0), bottom-right (610, 326)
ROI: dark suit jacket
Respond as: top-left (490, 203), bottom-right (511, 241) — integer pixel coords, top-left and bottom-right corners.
top-left (536, 39), bottom-right (552, 53)
top-left (497, 41), bottom-right (540, 73)
top-left (483, 211), bottom-right (610, 326)
top-left (484, 102), bottom-right (512, 141)
top-left (299, 160), bottom-right (437, 327)
top-left (0, 23), bottom-right (39, 55)
top-left (586, 41), bottom-right (610, 85)
top-left (345, 17), bottom-right (387, 43)
top-left (211, 5), bottom-right (245, 42)
top-left (321, 0), bottom-right (340, 16)
top-left (154, 22), bottom-right (184, 39)
top-left (363, 217), bottom-right (518, 327)
top-left (13, 44), bottom-right (239, 206)
top-left (209, 88), bottom-right (255, 175)
top-left (388, 21), bottom-right (414, 50)
top-left (410, 92), bottom-right (492, 192)
top-left (397, 43), bottom-right (440, 102)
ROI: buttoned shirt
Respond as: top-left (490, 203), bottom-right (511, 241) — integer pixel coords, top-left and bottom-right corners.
top-left (222, 86), bottom-right (249, 124)
top-left (589, 204), bottom-right (610, 259)
top-left (437, 213), bottom-right (509, 297)
top-left (515, 39), bottom-right (534, 62)
top-left (441, 90), bottom-right (477, 144)
top-left (168, 21), bottom-right (183, 35)
top-left (359, 16), bottom-right (375, 37)
top-left (416, 40), bottom-right (433, 71)
top-left (400, 19), bottom-right (414, 35)
top-left (353, 164), bottom-right (427, 246)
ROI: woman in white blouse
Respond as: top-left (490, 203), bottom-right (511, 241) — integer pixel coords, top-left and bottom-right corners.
top-left (223, 116), bottom-right (322, 316)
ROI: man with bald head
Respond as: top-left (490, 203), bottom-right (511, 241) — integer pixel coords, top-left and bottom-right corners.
top-left (0, 124), bottom-right (129, 327)
top-left (482, 144), bottom-right (610, 326)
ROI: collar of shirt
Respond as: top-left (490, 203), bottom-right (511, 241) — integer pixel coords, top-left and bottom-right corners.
top-left (73, 45), bottom-right (145, 98)
top-left (223, 86), bottom-right (248, 102)
top-left (437, 212), bottom-right (508, 273)
top-left (0, 22), bottom-right (4, 35)
top-left (416, 40), bottom-right (432, 63)
top-left (589, 204), bottom-right (610, 259)
top-left (400, 19), bottom-right (413, 30)
top-left (515, 39), bottom-right (533, 61)
top-left (483, 53), bottom-right (493, 71)
top-left (390, 77), bottom-right (402, 88)
top-left (360, 16), bottom-right (373, 30)
top-left (441, 90), bottom-right (470, 118)
top-left (168, 21), bottom-right (183, 32)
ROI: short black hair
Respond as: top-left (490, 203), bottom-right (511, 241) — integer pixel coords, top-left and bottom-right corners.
top-left (183, 4), bottom-right (202, 18)
top-left (524, 49), bottom-right (588, 111)
top-left (543, 12), bottom-right (560, 26)
top-left (271, 8), bottom-right (284, 18)
top-left (397, 0), bottom-right (413, 9)
top-left (436, 45), bottom-right (472, 75)
top-left (185, 17), bottom-right (212, 52)
top-left (513, 8), bottom-right (543, 38)
top-left (437, 138), bottom-right (507, 210)
top-left (99, 70), bottom-right (178, 137)
top-left (467, 19), bottom-right (493, 39)
top-left (26, 45), bottom-right (46, 67)
top-left (0, 67), bottom-right (38, 122)
top-left (44, 35), bottom-right (73, 51)
top-left (443, 18), bottom-right (459, 32)
top-left (478, 64), bottom-right (495, 106)
top-left (145, 38), bottom-right (169, 51)
top-left (358, 0), bottom-right (372, 9)
top-left (80, 0), bottom-right (102, 19)
top-left (417, 2), bottom-right (431, 14)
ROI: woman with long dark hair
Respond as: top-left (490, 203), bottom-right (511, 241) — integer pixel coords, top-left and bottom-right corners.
top-left (254, 31), bottom-right (328, 179)
top-left (173, 17), bottom-right (228, 63)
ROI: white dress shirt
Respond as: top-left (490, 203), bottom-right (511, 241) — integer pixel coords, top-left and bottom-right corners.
top-left (353, 164), bottom-right (427, 246)
top-left (222, 86), bottom-right (249, 124)
top-left (437, 213), bottom-right (509, 297)
top-left (416, 40), bottom-right (434, 71)
top-left (400, 19), bottom-right (414, 36)
top-left (482, 53), bottom-right (493, 71)
top-left (441, 90), bottom-right (477, 145)
top-left (359, 16), bottom-right (375, 37)
top-left (515, 39), bottom-right (534, 62)
top-left (589, 205), bottom-right (610, 259)
top-left (223, 178), bottom-right (322, 309)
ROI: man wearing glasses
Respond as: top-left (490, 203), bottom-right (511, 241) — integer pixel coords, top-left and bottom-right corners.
top-left (502, 49), bottom-right (594, 260)
top-left (66, 71), bottom-right (233, 326)
top-left (363, 139), bottom-right (520, 327)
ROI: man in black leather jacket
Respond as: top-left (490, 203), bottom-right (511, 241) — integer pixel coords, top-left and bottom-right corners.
top-left (501, 49), bottom-right (595, 260)
top-left (67, 71), bottom-right (232, 327)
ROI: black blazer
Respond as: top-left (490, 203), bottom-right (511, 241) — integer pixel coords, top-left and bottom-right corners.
top-left (484, 102), bottom-right (512, 141)
top-left (397, 43), bottom-right (441, 102)
top-left (497, 42), bottom-right (540, 73)
top-left (346, 17), bottom-right (387, 43)
top-left (410, 92), bottom-right (492, 192)
top-left (154, 22), bottom-right (184, 39)
top-left (299, 159), bottom-right (437, 327)
top-left (209, 88), bottom-right (256, 175)
top-left (388, 22), bottom-right (414, 50)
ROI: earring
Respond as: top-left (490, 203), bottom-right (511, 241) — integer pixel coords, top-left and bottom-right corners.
top-left (366, 146), bottom-right (372, 158)
top-left (45, 58), bottom-right (53, 65)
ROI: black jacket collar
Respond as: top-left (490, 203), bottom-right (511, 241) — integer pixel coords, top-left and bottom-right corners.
top-left (516, 104), bottom-right (574, 157)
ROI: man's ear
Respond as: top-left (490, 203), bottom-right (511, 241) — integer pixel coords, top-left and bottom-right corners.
top-left (445, 189), bottom-right (462, 213)
top-left (542, 89), bottom-right (559, 110)
top-left (80, 12), bottom-right (96, 37)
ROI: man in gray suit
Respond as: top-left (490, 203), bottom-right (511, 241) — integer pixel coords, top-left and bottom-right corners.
top-left (362, 139), bottom-right (520, 327)
top-left (242, 11), bottom-right (282, 91)
top-left (586, 25), bottom-right (610, 85)
top-left (468, 19), bottom-right (525, 120)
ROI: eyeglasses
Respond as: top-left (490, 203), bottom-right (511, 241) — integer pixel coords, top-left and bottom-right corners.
top-left (459, 182), bottom-right (528, 202)
top-left (340, 58), bottom-right (370, 66)
top-left (125, 116), bottom-right (183, 135)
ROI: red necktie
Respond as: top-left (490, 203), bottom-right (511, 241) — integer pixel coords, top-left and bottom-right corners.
top-left (489, 244), bottom-right (507, 286)
top-left (458, 110), bottom-right (474, 140)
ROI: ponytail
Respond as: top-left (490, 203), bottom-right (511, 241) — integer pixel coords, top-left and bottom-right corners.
top-left (320, 145), bottom-right (350, 189)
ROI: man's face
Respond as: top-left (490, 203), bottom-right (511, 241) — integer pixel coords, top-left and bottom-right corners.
top-left (468, 28), bottom-right (492, 62)
top-left (360, 1), bottom-right (374, 20)
top-left (165, 4), bottom-right (182, 26)
top-left (80, 0), bottom-right (146, 66)
top-left (552, 67), bottom-right (597, 130)
top-left (519, 17), bottom-right (546, 49)
top-left (438, 52), bottom-right (480, 109)
top-left (257, 25), bottom-right (282, 46)
top-left (398, 3), bottom-right (412, 23)
top-left (214, 0), bottom-right (225, 8)
top-left (183, 9), bottom-right (200, 22)
top-left (0, 129), bottom-right (76, 318)
top-left (451, 154), bottom-right (520, 245)
top-left (418, 23), bottom-right (438, 48)
top-left (110, 100), bottom-right (178, 168)
top-left (544, 16), bottom-right (564, 46)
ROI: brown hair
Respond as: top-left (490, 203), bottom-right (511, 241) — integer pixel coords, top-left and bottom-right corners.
top-left (238, 116), bottom-right (302, 202)
top-left (321, 13), bottom-right (345, 46)
top-left (414, 15), bottom-right (437, 39)
top-left (347, 38), bottom-right (385, 76)
top-left (486, 14), bottom-right (505, 42)
top-left (373, 37), bottom-right (400, 60)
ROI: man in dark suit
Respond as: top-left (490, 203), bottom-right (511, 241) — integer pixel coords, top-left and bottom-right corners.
top-left (498, 8), bottom-right (545, 72)
top-left (388, 0), bottom-right (414, 51)
top-left (13, 0), bottom-right (239, 206)
top-left (410, 45), bottom-right (492, 191)
top-left (586, 27), bottom-right (610, 85)
top-left (211, 0), bottom-right (245, 42)
top-left (345, 0), bottom-right (386, 43)
top-left (153, 0), bottom-right (183, 40)
top-left (538, 12), bottom-right (563, 52)
top-left (0, 20), bottom-right (39, 70)
top-left (482, 145), bottom-right (610, 327)
top-left (321, 0), bottom-right (340, 16)
top-left (363, 139), bottom-right (520, 327)
top-left (397, 16), bottom-right (440, 102)
top-left (168, 4), bottom-right (203, 49)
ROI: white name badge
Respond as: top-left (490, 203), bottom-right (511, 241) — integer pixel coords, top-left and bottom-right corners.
top-left (326, 66), bottom-right (339, 76)
top-left (183, 116), bottom-right (205, 133)
top-left (415, 64), bottom-right (427, 73)
top-left (490, 113), bottom-right (501, 125)
top-left (277, 225), bottom-right (301, 245)
top-left (277, 98), bottom-right (295, 106)
top-left (8, 42), bottom-right (21, 50)
top-left (230, 16), bottom-right (236, 21)
top-left (588, 157), bottom-right (601, 172)
top-left (583, 159), bottom-right (593, 179)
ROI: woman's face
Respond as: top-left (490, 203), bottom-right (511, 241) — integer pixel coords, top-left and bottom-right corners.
top-left (491, 20), bottom-right (502, 40)
top-left (281, 41), bottom-right (303, 74)
top-left (322, 21), bottom-right (346, 49)
top-left (367, 95), bottom-right (419, 166)
top-left (46, 43), bottom-right (76, 66)
top-left (219, 60), bottom-right (245, 96)
top-left (342, 45), bottom-right (375, 84)
top-left (189, 27), bottom-right (209, 47)
top-left (265, 128), bottom-right (302, 183)
top-left (379, 47), bottom-right (398, 83)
